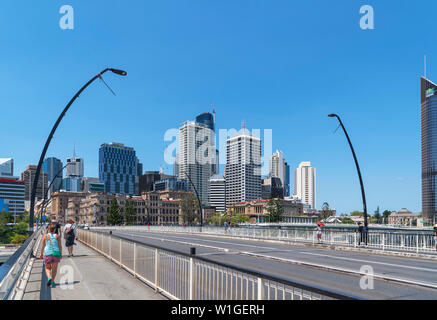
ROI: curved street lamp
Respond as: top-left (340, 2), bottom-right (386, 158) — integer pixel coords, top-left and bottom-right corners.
top-left (29, 68), bottom-right (127, 234)
top-left (328, 114), bottom-right (368, 244)
top-left (183, 172), bottom-right (203, 226)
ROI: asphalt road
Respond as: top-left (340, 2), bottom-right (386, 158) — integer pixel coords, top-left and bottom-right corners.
top-left (111, 230), bottom-right (437, 300)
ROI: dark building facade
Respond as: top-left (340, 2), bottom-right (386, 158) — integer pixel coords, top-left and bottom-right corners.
top-left (99, 142), bottom-right (140, 196)
top-left (196, 112), bottom-right (215, 132)
top-left (262, 176), bottom-right (284, 199)
top-left (421, 77), bottom-right (437, 223)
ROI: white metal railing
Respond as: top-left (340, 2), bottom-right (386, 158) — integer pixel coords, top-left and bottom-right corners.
top-left (78, 229), bottom-right (354, 300)
top-left (0, 228), bottom-right (44, 300)
top-left (90, 225), bottom-right (437, 255)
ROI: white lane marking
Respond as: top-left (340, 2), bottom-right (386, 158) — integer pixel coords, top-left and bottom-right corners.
top-left (139, 231), bottom-right (437, 273)
top-left (239, 251), bottom-right (437, 289)
top-left (121, 231), bottom-right (437, 289)
top-left (298, 251), bottom-right (437, 273)
top-left (124, 232), bottom-right (278, 250)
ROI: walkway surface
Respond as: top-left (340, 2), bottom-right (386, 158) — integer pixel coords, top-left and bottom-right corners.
top-left (23, 235), bottom-right (166, 300)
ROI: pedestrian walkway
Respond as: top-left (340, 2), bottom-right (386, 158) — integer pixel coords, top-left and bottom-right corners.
top-left (23, 234), bottom-right (166, 300)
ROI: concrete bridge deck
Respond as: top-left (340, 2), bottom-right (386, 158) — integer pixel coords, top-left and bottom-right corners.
top-left (22, 236), bottom-right (166, 300)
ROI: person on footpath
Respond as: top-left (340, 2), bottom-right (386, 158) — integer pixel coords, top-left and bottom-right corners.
top-left (40, 224), bottom-right (62, 287)
top-left (64, 219), bottom-right (77, 257)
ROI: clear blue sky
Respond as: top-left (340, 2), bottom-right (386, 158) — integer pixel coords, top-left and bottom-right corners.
top-left (1, 0), bottom-right (436, 214)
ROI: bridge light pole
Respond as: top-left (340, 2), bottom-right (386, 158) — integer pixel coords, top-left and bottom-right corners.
top-left (328, 114), bottom-right (368, 244)
top-left (29, 68), bottom-right (127, 234)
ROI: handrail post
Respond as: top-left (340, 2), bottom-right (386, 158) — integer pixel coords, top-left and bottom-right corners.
top-left (133, 242), bottom-right (137, 277)
top-left (189, 257), bottom-right (196, 300)
top-left (257, 278), bottom-right (264, 300)
top-left (154, 249), bottom-right (159, 292)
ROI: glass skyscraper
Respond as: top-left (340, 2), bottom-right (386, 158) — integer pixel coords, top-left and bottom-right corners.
top-left (43, 157), bottom-right (63, 195)
top-left (421, 77), bottom-right (437, 223)
top-left (99, 142), bottom-right (140, 196)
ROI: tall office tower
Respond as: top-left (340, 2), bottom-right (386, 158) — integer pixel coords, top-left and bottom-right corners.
top-left (0, 158), bottom-right (14, 178)
top-left (178, 115), bottom-right (216, 203)
top-left (225, 128), bottom-right (261, 206)
top-left (196, 112), bottom-right (215, 131)
top-left (421, 76), bottom-right (437, 223)
top-left (294, 161), bottom-right (316, 210)
top-left (284, 162), bottom-right (290, 197)
top-left (99, 142), bottom-right (140, 196)
top-left (66, 155), bottom-right (84, 178)
top-left (21, 165), bottom-right (48, 201)
top-left (269, 150), bottom-right (290, 196)
top-left (173, 154), bottom-right (179, 177)
top-left (43, 157), bottom-right (63, 196)
top-left (209, 175), bottom-right (226, 212)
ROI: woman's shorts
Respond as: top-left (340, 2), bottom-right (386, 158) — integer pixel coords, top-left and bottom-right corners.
top-left (44, 255), bottom-right (61, 265)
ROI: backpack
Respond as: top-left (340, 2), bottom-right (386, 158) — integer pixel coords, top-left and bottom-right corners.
top-left (64, 224), bottom-right (75, 239)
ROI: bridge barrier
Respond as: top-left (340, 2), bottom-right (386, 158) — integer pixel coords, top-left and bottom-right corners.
top-left (78, 229), bottom-right (358, 300)
top-left (0, 228), bottom-right (44, 300)
top-left (91, 225), bottom-right (437, 255)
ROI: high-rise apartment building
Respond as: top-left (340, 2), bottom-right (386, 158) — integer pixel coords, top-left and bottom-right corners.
top-left (209, 174), bottom-right (226, 212)
top-left (0, 178), bottom-right (25, 221)
top-left (421, 76), bottom-right (437, 223)
top-left (99, 142), bottom-right (140, 196)
top-left (177, 114), bottom-right (216, 203)
top-left (21, 165), bottom-right (48, 201)
top-left (0, 158), bottom-right (14, 178)
top-left (269, 150), bottom-right (290, 197)
top-left (294, 161), bottom-right (316, 210)
top-left (225, 128), bottom-right (261, 205)
top-left (43, 157), bottom-right (63, 196)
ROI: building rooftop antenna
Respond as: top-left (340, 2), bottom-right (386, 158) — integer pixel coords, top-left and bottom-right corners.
top-left (425, 55), bottom-right (427, 79)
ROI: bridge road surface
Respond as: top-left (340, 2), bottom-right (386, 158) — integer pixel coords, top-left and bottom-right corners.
top-left (22, 237), bottom-right (166, 300)
top-left (111, 230), bottom-right (437, 300)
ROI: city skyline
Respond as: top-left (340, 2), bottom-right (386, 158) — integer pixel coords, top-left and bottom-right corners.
top-left (2, 1), bottom-right (436, 214)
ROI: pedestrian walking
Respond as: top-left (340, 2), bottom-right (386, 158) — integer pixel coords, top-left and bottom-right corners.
top-left (357, 222), bottom-right (365, 246)
top-left (48, 219), bottom-right (61, 235)
top-left (434, 224), bottom-right (437, 252)
top-left (40, 224), bottom-right (62, 287)
top-left (315, 225), bottom-right (322, 243)
top-left (64, 219), bottom-right (77, 257)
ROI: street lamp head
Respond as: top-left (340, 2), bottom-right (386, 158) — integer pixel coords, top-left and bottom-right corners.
top-left (328, 114), bottom-right (338, 118)
top-left (109, 68), bottom-right (127, 76)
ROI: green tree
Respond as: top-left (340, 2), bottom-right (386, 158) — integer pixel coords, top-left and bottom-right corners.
top-left (0, 211), bottom-right (14, 224)
top-left (266, 199), bottom-right (283, 223)
top-left (341, 217), bottom-right (355, 224)
top-left (180, 194), bottom-right (199, 225)
top-left (107, 197), bottom-right (122, 225)
top-left (382, 210), bottom-right (391, 224)
top-left (350, 210), bottom-right (364, 216)
top-left (16, 211), bottom-right (29, 224)
top-left (373, 206), bottom-right (381, 224)
top-left (124, 196), bottom-right (137, 225)
top-left (10, 234), bottom-right (28, 244)
top-left (13, 222), bottom-right (29, 235)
